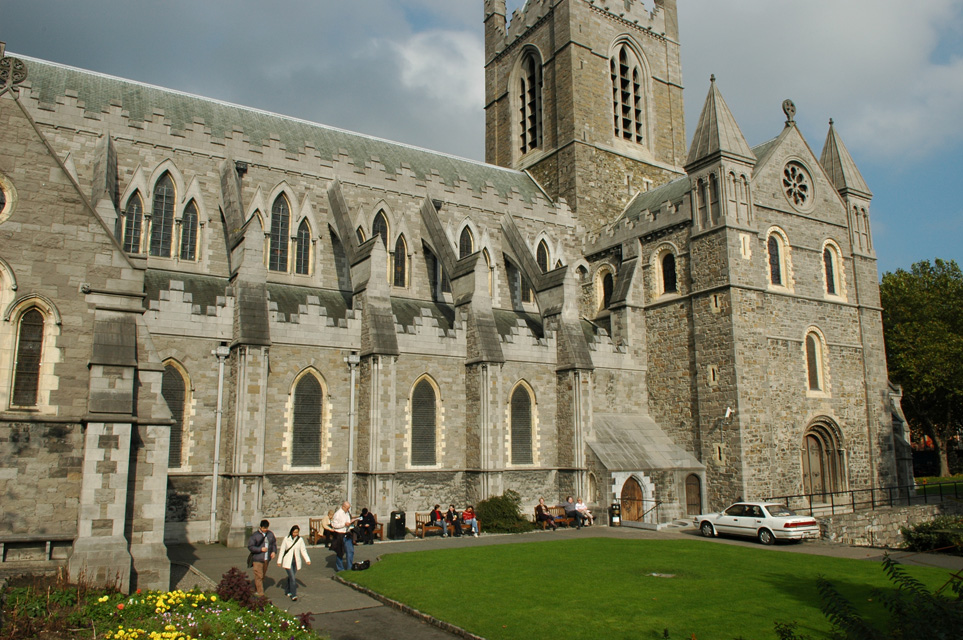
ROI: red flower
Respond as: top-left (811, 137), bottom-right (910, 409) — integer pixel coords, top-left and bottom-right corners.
top-left (117, 604), bottom-right (124, 610)
top-left (136, 589), bottom-right (142, 594)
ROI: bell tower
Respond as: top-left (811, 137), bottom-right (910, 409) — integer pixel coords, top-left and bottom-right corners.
top-left (484, 0), bottom-right (687, 231)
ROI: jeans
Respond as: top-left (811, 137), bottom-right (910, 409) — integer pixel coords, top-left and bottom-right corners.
top-left (464, 517), bottom-right (479, 534)
top-left (433, 519), bottom-right (447, 536)
top-left (335, 535), bottom-right (354, 571)
top-left (286, 565), bottom-right (299, 596)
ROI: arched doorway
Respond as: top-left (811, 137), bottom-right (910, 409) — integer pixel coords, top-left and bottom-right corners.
top-left (685, 474), bottom-right (702, 515)
top-left (620, 477), bottom-right (644, 522)
top-left (802, 422), bottom-right (844, 498)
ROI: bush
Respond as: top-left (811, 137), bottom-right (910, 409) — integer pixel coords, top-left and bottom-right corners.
top-left (900, 515), bottom-right (963, 555)
top-left (215, 567), bottom-right (268, 611)
top-left (476, 489), bottom-right (535, 533)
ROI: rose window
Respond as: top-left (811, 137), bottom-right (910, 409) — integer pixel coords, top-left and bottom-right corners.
top-left (783, 162), bottom-right (811, 208)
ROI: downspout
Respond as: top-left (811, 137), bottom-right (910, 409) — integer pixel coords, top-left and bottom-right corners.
top-left (209, 343), bottom-right (230, 543)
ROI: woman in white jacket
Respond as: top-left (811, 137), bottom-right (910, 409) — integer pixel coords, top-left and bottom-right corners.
top-left (276, 525), bottom-right (311, 600)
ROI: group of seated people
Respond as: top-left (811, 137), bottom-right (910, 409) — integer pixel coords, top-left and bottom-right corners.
top-left (429, 504), bottom-right (481, 538)
top-left (535, 496), bottom-right (595, 530)
top-left (317, 507), bottom-right (380, 547)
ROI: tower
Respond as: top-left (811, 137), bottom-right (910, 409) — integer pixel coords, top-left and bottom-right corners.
top-left (484, 0), bottom-right (687, 231)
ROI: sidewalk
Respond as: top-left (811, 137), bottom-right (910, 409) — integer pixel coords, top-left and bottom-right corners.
top-left (167, 525), bottom-right (963, 640)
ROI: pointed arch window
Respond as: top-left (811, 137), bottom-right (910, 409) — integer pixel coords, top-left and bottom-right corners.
top-left (823, 248), bottom-right (836, 295)
top-left (599, 269), bottom-right (614, 312)
top-left (459, 227), bottom-right (474, 259)
top-left (536, 241), bottom-right (549, 273)
top-left (394, 235), bottom-right (408, 287)
top-left (767, 229), bottom-right (793, 288)
top-left (149, 173), bottom-right (176, 257)
top-left (356, 226), bottom-right (366, 244)
top-left (162, 364), bottom-right (187, 468)
top-left (696, 179), bottom-right (708, 228)
top-left (179, 200), bottom-right (198, 261)
top-left (411, 378), bottom-right (437, 466)
top-left (372, 211), bottom-right (389, 248)
top-left (611, 43), bottom-right (646, 144)
top-left (510, 385), bottom-right (534, 465)
top-left (269, 195), bottom-right (290, 272)
top-left (12, 308), bottom-right (44, 407)
top-left (518, 50), bottom-right (543, 155)
top-left (483, 248), bottom-right (493, 295)
top-left (805, 332), bottom-right (824, 392)
top-left (122, 192), bottom-right (144, 254)
top-left (294, 220), bottom-right (311, 275)
top-left (292, 373), bottom-right (323, 467)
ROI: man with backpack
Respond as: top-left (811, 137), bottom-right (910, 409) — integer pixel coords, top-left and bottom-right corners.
top-left (247, 519), bottom-right (277, 596)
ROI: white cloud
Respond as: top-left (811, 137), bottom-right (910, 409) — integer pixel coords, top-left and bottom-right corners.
top-left (680, 0), bottom-right (963, 159)
top-left (393, 30), bottom-right (485, 113)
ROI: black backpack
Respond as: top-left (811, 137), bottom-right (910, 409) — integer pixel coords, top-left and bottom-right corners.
top-left (351, 559), bottom-right (371, 571)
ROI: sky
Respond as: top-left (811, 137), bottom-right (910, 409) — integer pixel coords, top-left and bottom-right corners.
top-left (2, 0), bottom-right (961, 275)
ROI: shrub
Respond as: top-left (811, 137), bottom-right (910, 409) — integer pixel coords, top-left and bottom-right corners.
top-left (476, 489), bottom-right (535, 533)
top-left (900, 515), bottom-right (963, 555)
top-left (215, 567), bottom-right (268, 611)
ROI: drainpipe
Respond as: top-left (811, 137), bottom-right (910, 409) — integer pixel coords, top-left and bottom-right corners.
top-left (345, 351), bottom-right (360, 503)
top-left (209, 343), bottom-right (230, 543)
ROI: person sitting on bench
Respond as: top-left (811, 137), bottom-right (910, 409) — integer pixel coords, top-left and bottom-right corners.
top-left (536, 497), bottom-right (557, 530)
top-left (358, 508), bottom-right (378, 545)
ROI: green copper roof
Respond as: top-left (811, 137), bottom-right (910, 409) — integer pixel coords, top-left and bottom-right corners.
top-left (19, 56), bottom-right (546, 204)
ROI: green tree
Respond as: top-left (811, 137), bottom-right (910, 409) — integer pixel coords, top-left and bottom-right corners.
top-left (880, 259), bottom-right (963, 477)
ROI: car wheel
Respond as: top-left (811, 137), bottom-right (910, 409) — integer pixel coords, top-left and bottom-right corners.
top-left (757, 528), bottom-right (775, 545)
top-left (700, 521), bottom-right (715, 537)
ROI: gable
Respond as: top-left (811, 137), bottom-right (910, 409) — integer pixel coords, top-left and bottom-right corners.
top-left (750, 125), bottom-right (848, 228)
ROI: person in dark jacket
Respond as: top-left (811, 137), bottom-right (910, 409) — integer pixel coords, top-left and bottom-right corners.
top-left (358, 508), bottom-right (378, 545)
top-left (247, 519), bottom-right (277, 596)
top-left (445, 504), bottom-right (462, 537)
top-left (430, 504), bottom-right (447, 537)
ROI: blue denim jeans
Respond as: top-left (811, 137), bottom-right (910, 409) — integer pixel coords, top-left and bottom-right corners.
top-left (285, 565), bottom-right (299, 596)
top-left (335, 535), bottom-right (354, 571)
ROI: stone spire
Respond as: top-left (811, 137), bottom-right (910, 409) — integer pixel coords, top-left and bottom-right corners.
top-left (685, 75), bottom-right (754, 170)
top-left (820, 119), bottom-right (872, 198)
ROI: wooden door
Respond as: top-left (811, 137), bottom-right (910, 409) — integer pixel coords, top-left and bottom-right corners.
top-left (685, 474), bottom-right (702, 515)
top-left (620, 477), bottom-right (644, 522)
top-left (802, 434), bottom-right (825, 496)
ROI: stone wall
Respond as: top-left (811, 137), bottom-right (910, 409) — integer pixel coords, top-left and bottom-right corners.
top-left (820, 501), bottom-right (963, 548)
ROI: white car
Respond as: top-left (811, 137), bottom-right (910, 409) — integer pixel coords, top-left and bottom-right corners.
top-left (693, 501), bottom-right (820, 545)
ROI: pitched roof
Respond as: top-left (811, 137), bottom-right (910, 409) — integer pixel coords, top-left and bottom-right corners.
top-left (686, 76), bottom-right (754, 168)
top-left (820, 119), bottom-right (872, 198)
top-left (17, 55), bottom-right (547, 204)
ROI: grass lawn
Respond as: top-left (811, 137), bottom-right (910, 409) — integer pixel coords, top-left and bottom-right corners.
top-left (346, 538), bottom-right (954, 640)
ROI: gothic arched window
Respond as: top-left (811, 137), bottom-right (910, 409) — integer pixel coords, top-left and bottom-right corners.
top-left (518, 50), bottom-right (543, 155)
top-left (805, 332), bottom-right (824, 392)
top-left (12, 308), bottom-right (44, 407)
top-left (122, 192), bottom-right (144, 254)
top-left (611, 43), bottom-right (646, 144)
top-left (150, 173), bottom-right (176, 257)
top-left (372, 211), bottom-right (389, 248)
top-left (394, 235), bottom-right (408, 287)
top-left (294, 219), bottom-right (311, 275)
top-left (510, 384), bottom-right (534, 465)
top-left (162, 363), bottom-right (187, 468)
top-left (599, 269), bottom-right (614, 312)
top-left (536, 240), bottom-right (549, 273)
top-left (269, 195), bottom-right (290, 272)
top-left (179, 200), bottom-right (198, 261)
top-left (459, 227), bottom-right (474, 259)
top-left (661, 252), bottom-right (678, 294)
top-left (411, 378), bottom-right (437, 466)
top-left (292, 372), bottom-right (323, 467)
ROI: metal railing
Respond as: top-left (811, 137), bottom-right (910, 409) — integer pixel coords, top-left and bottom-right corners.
top-left (768, 479), bottom-right (963, 517)
top-left (616, 498), bottom-right (663, 523)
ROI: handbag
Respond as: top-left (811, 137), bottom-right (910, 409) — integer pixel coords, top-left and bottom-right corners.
top-left (351, 559), bottom-right (370, 571)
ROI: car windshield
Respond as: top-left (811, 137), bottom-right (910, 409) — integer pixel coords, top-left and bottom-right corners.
top-left (765, 504), bottom-right (796, 517)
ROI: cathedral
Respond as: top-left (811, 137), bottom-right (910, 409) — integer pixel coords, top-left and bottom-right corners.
top-left (0, 0), bottom-right (911, 590)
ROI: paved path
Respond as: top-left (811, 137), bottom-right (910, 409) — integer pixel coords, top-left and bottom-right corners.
top-left (167, 525), bottom-right (963, 640)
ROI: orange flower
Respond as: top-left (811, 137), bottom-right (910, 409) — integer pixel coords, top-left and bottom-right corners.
top-left (117, 603), bottom-right (124, 610)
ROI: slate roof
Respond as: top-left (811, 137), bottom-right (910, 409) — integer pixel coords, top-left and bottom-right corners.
top-left (620, 176), bottom-right (691, 224)
top-left (493, 309), bottom-right (544, 341)
top-left (145, 270), bottom-right (229, 314)
top-left (589, 414), bottom-right (703, 472)
top-left (391, 298), bottom-right (455, 334)
top-left (18, 55), bottom-right (547, 204)
top-left (267, 284), bottom-right (353, 324)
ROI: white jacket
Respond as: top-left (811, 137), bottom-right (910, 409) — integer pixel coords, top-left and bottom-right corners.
top-left (276, 535), bottom-right (311, 570)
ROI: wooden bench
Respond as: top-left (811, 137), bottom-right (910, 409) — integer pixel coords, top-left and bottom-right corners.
top-left (309, 517), bottom-right (384, 544)
top-left (358, 520), bottom-right (384, 542)
top-left (414, 512), bottom-right (453, 538)
top-left (534, 506), bottom-right (575, 529)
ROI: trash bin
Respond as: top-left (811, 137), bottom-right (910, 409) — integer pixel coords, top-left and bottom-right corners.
top-left (609, 503), bottom-right (621, 527)
top-left (389, 511), bottom-right (406, 539)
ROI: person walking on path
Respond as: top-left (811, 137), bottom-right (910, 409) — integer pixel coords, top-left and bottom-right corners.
top-left (277, 525), bottom-right (311, 601)
top-left (331, 501), bottom-right (359, 571)
top-left (247, 519), bottom-right (277, 596)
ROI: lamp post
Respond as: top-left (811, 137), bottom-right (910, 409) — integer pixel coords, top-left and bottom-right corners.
top-left (345, 351), bottom-right (360, 503)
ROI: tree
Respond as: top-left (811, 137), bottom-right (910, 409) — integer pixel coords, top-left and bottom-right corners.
top-left (880, 259), bottom-right (963, 477)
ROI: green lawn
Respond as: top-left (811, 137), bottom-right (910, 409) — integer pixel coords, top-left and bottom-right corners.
top-left (346, 538), bottom-right (954, 640)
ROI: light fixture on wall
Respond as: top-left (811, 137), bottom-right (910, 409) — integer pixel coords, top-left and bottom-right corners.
top-left (724, 407), bottom-right (734, 420)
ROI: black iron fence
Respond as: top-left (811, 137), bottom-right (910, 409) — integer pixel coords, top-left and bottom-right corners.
top-left (615, 497), bottom-right (663, 523)
top-left (768, 479), bottom-right (963, 517)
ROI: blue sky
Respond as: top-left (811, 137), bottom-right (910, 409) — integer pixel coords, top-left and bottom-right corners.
top-left (2, 0), bottom-right (961, 275)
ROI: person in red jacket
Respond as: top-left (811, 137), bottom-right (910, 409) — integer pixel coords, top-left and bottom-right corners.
top-left (462, 505), bottom-right (480, 537)
top-left (430, 504), bottom-right (448, 537)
